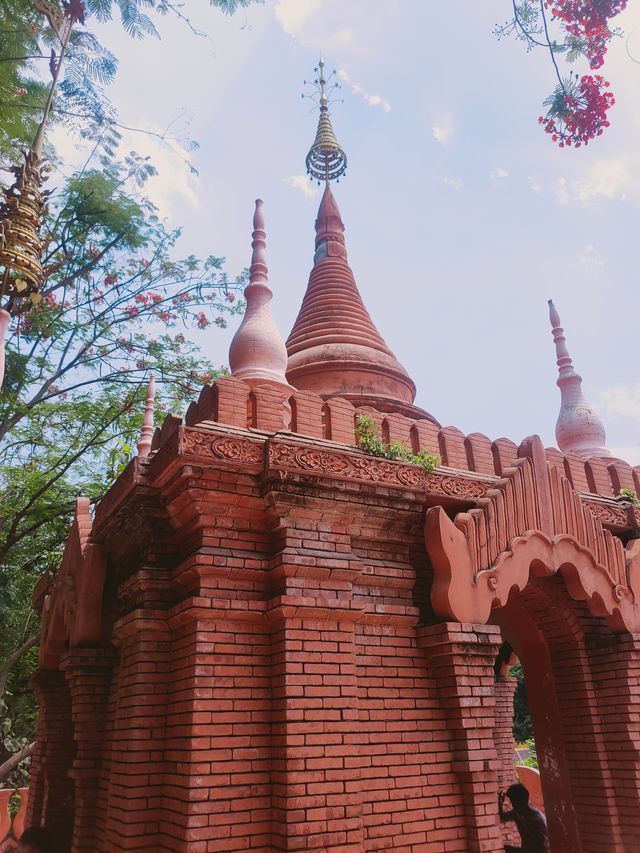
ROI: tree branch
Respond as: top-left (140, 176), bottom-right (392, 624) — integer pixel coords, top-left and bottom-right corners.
top-left (0, 634), bottom-right (40, 702)
top-left (0, 742), bottom-right (34, 784)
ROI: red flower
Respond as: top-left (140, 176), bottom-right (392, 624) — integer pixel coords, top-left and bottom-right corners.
top-left (541, 74), bottom-right (614, 147)
top-left (546, 0), bottom-right (627, 69)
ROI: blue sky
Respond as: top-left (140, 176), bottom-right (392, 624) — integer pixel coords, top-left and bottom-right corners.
top-left (55, 0), bottom-right (640, 462)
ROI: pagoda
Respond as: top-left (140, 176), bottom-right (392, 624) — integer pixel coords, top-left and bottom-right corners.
top-left (26, 60), bottom-right (640, 853)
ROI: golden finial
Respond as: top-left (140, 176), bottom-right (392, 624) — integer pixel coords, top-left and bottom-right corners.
top-left (0, 1), bottom-right (84, 315)
top-left (304, 58), bottom-right (347, 184)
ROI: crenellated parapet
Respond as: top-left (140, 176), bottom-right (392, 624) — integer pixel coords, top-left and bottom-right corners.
top-left (147, 375), bottom-right (640, 513)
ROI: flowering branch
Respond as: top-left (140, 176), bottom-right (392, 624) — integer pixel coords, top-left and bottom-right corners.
top-left (497, 0), bottom-right (626, 146)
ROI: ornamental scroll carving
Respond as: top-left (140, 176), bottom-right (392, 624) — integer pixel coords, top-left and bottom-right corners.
top-left (40, 498), bottom-right (106, 668)
top-left (267, 441), bottom-right (490, 499)
top-left (584, 501), bottom-right (628, 528)
top-left (425, 435), bottom-right (640, 633)
top-left (181, 428), bottom-right (264, 466)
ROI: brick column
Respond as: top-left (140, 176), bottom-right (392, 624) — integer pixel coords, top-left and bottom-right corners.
top-left (269, 604), bottom-right (364, 852)
top-left (158, 610), bottom-right (272, 852)
top-left (27, 670), bottom-right (75, 851)
top-left (418, 623), bottom-right (503, 853)
top-left (494, 674), bottom-right (518, 788)
top-left (103, 610), bottom-right (170, 852)
top-left (61, 648), bottom-right (114, 852)
top-left (588, 631), bottom-right (640, 853)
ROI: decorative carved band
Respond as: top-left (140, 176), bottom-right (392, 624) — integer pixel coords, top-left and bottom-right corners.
top-left (181, 429), bottom-right (265, 466)
top-left (267, 440), bottom-right (491, 499)
top-left (584, 501), bottom-right (628, 528)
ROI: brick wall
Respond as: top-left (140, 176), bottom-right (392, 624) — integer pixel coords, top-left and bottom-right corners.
top-left (27, 394), bottom-right (640, 851)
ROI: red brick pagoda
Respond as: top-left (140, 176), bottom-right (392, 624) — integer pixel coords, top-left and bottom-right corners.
top-left (27, 62), bottom-right (640, 853)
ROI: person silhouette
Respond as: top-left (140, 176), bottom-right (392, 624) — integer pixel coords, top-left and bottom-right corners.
top-left (499, 783), bottom-right (550, 853)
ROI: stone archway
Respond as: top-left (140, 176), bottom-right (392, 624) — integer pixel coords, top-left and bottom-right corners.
top-left (494, 576), bottom-right (624, 852)
top-left (425, 435), bottom-right (640, 853)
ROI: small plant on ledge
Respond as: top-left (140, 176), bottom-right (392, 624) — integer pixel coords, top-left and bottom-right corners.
top-left (354, 414), bottom-right (440, 473)
top-left (618, 487), bottom-right (640, 506)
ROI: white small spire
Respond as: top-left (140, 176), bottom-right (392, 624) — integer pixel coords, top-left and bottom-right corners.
top-left (548, 299), bottom-right (609, 459)
top-left (137, 373), bottom-right (156, 459)
top-left (228, 199), bottom-right (292, 391)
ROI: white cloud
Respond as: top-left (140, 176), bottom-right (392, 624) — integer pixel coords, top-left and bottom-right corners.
top-left (598, 384), bottom-right (640, 420)
top-left (284, 175), bottom-right (320, 198)
top-left (432, 115), bottom-right (455, 146)
top-left (554, 177), bottom-right (570, 205)
top-left (490, 167), bottom-right (509, 181)
top-left (274, 0), bottom-right (323, 37)
top-left (578, 244), bottom-right (605, 273)
top-left (335, 29), bottom-right (354, 43)
top-left (528, 176), bottom-right (543, 193)
top-left (554, 159), bottom-right (637, 207)
top-left (572, 159), bottom-right (630, 205)
top-left (337, 68), bottom-right (391, 112)
top-left (438, 176), bottom-right (462, 191)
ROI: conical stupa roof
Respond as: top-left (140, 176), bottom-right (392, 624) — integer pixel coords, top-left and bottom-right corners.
top-left (286, 185), bottom-right (436, 422)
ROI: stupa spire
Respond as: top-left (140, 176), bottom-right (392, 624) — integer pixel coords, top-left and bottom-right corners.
top-left (548, 299), bottom-right (609, 459)
top-left (228, 200), bottom-right (292, 392)
top-left (286, 60), bottom-right (436, 421)
top-left (137, 374), bottom-right (156, 459)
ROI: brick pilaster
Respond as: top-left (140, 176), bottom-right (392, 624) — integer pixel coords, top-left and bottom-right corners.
top-left (61, 647), bottom-right (115, 852)
top-left (103, 611), bottom-right (170, 852)
top-left (588, 631), bottom-right (640, 853)
top-left (418, 623), bottom-right (503, 853)
top-left (27, 670), bottom-right (75, 851)
top-left (158, 610), bottom-right (272, 853)
top-left (269, 606), bottom-right (365, 852)
top-left (494, 674), bottom-right (518, 788)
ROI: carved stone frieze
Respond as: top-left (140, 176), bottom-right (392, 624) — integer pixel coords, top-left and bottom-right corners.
top-left (584, 501), bottom-right (628, 528)
top-left (267, 440), bottom-right (490, 499)
top-left (432, 475), bottom-right (488, 499)
top-left (181, 428), bottom-right (264, 465)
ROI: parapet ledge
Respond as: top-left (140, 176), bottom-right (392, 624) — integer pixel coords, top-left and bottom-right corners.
top-left (112, 375), bottom-right (640, 509)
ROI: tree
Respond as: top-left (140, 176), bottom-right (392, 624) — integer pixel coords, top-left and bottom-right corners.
top-left (1, 0), bottom-right (263, 784)
top-left (496, 1), bottom-right (628, 146)
top-left (0, 148), bottom-right (246, 787)
top-left (1, 148), bottom-right (246, 560)
top-left (511, 662), bottom-right (533, 744)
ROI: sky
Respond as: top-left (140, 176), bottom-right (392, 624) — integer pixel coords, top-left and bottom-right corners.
top-left (54, 0), bottom-right (640, 462)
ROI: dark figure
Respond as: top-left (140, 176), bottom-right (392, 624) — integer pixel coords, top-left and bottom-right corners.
top-left (18, 826), bottom-right (53, 853)
top-left (499, 783), bottom-right (550, 853)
